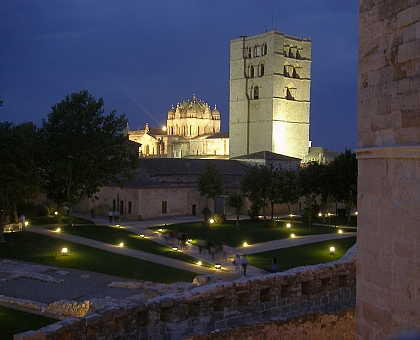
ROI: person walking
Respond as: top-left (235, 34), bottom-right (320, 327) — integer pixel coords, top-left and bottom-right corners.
top-left (242, 254), bottom-right (249, 276)
top-left (233, 254), bottom-right (242, 274)
top-left (271, 257), bottom-right (278, 273)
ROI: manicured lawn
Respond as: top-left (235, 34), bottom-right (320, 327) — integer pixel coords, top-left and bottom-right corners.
top-left (249, 236), bottom-right (357, 272)
top-left (150, 219), bottom-right (341, 248)
top-left (0, 231), bottom-right (198, 284)
top-left (0, 306), bottom-right (58, 339)
top-left (51, 224), bottom-right (212, 266)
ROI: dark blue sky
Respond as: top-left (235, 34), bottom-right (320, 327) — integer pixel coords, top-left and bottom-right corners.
top-left (0, 1), bottom-right (358, 153)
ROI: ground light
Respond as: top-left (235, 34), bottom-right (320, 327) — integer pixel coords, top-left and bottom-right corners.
top-left (56, 228), bottom-right (61, 232)
top-left (158, 228), bottom-right (163, 233)
top-left (338, 229), bottom-right (343, 234)
top-left (243, 242), bottom-right (248, 247)
top-left (215, 263), bottom-right (222, 269)
top-left (210, 218), bottom-right (214, 224)
top-left (61, 247), bottom-right (68, 255)
top-left (119, 242), bottom-right (124, 247)
top-left (330, 246), bottom-right (335, 254)
top-left (24, 221), bottom-right (29, 227)
top-left (172, 246), bottom-right (178, 251)
top-left (140, 233), bottom-right (145, 238)
top-left (291, 234), bottom-right (296, 238)
top-left (197, 261), bottom-right (202, 266)
top-left (286, 223), bottom-right (291, 228)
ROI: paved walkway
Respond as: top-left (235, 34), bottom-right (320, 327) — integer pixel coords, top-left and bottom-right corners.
top-left (27, 214), bottom-right (356, 280)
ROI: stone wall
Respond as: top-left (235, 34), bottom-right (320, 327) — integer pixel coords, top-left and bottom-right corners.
top-left (357, 0), bottom-right (420, 338)
top-left (15, 246), bottom-right (356, 340)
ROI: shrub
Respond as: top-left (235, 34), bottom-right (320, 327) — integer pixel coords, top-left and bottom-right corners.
top-left (213, 213), bottom-right (226, 224)
top-left (263, 219), bottom-right (277, 229)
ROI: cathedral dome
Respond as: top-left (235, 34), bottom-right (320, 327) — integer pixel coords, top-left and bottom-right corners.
top-left (178, 94), bottom-right (210, 118)
top-left (167, 105), bottom-right (175, 119)
top-left (211, 105), bottom-right (220, 119)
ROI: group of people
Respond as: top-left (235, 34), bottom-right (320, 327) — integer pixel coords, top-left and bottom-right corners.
top-left (232, 253), bottom-right (249, 275)
top-left (108, 211), bottom-right (119, 223)
top-left (197, 239), bottom-right (231, 261)
top-left (169, 229), bottom-right (188, 249)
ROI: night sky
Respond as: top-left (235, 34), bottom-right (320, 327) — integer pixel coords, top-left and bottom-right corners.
top-left (0, 1), bottom-right (358, 153)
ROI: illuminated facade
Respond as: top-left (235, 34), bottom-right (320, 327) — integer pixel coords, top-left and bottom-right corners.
top-left (229, 30), bottom-right (311, 159)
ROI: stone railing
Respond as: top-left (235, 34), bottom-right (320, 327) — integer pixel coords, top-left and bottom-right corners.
top-left (15, 245), bottom-right (356, 340)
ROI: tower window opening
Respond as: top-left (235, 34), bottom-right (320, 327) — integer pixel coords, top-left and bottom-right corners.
top-left (253, 85), bottom-right (259, 100)
top-left (250, 65), bottom-right (254, 78)
top-left (260, 63), bottom-right (265, 76)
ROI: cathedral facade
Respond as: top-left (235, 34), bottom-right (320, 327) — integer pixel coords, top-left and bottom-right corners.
top-left (229, 30), bottom-right (312, 160)
top-left (128, 95), bottom-right (228, 159)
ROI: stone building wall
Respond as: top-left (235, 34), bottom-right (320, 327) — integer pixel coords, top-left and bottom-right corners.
top-left (229, 30), bottom-right (311, 160)
top-left (15, 247), bottom-right (356, 339)
top-left (357, 0), bottom-right (420, 338)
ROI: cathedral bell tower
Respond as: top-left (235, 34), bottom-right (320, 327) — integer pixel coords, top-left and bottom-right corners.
top-left (229, 30), bottom-right (311, 159)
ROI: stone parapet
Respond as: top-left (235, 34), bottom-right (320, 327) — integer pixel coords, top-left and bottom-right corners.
top-left (14, 246), bottom-right (356, 340)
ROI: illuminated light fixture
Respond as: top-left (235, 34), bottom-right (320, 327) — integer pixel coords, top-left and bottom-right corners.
top-left (215, 263), bottom-right (222, 269)
top-left (338, 229), bottom-right (343, 234)
top-left (56, 228), bottom-right (61, 232)
top-left (119, 242), bottom-right (124, 247)
top-left (61, 247), bottom-right (68, 255)
top-left (355, 211), bottom-right (358, 216)
top-left (291, 234), bottom-right (296, 238)
top-left (197, 261), bottom-right (202, 266)
top-left (243, 242), bottom-right (248, 247)
top-left (330, 246), bottom-right (335, 254)
top-left (116, 224), bottom-right (121, 228)
top-left (140, 233), bottom-right (145, 238)
top-left (286, 223), bottom-right (291, 228)
top-left (162, 126), bottom-right (167, 131)
top-left (24, 221), bottom-right (29, 227)
top-left (187, 239), bottom-right (193, 243)
top-left (210, 218), bottom-right (214, 224)
top-left (54, 211), bottom-right (58, 216)
top-left (289, 214), bottom-right (293, 218)
top-left (318, 213), bottom-right (322, 217)
top-left (158, 228), bottom-right (163, 233)
top-left (172, 246), bottom-right (178, 251)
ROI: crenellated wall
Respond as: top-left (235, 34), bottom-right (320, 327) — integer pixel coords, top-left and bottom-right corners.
top-left (14, 246), bottom-right (356, 340)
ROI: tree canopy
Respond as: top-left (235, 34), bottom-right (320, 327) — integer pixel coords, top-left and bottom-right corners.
top-left (0, 122), bottom-right (42, 241)
top-left (196, 162), bottom-right (223, 214)
top-left (40, 90), bottom-right (138, 226)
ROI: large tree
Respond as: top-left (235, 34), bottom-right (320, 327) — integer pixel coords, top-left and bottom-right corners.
top-left (40, 90), bottom-right (138, 226)
top-left (0, 122), bottom-right (42, 242)
top-left (196, 162), bottom-right (223, 214)
top-left (241, 165), bottom-right (272, 219)
top-left (328, 149), bottom-right (358, 224)
top-left (225, 192), bottom-right (244, 226)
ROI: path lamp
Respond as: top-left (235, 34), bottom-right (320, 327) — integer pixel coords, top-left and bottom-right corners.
top-left (197, 261), bottom-right (202, 266)
top-left (329, 246), bottom-right (335, 255)
top-left (286, 223), bottom-right (291, 228)
top-left (291, 234), bottom-right (296, 238)
top-left (118, 242), bottom-right (124, 247)
top-left (215, 263), bottom-right (222, 269)
top-left (61, 247), bottom-right (68, 255)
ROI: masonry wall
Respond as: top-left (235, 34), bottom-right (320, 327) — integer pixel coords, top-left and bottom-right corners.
top-left (357, 0), bottom-right (420, 338)
top-left (15, 248), bottom-right (356, 339)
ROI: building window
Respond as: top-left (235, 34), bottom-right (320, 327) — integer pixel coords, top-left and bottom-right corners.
top-left (259, 63), bottom-right (264, 76)
top-left (254, 45), bottom-right (260, 57)
top-left (162, 201), bottom-right (167, 214)
top-left (262, 43), bottom-right (267, 56)
top-left (250, 65), bottom-right (254, 77)
top-left (253, 85), bottom-right (259, 99)
top-left (247, 47), bottom-right (251, 58)
top-left (128, 201), bottom-right (132, 214)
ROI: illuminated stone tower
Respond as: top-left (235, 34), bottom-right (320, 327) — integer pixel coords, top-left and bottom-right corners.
top-left (229, 30), bottom-right (311, 159)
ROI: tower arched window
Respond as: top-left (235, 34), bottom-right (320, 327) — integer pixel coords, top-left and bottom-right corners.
top-left (296, 48), bottom-right (302, 59)
top-left (254, 45), bottom-right (260, 57)
top-left (250, 65), bottom-right (254, 78)
top-left (289, 48), bottom-right (293, 58)
top-left (259, 63), bottom-right (265, 76)
top-left (252, 85), bottom-right (259, 100)
top-left (262, 43), bottom-right (267, 56)
top-left (248, 47), bottom-right (251, 58)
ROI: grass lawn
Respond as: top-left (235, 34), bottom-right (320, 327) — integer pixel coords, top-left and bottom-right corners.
top-left (50, 224), bottom-right (214, 267)
top-left (0, 231), bottom-right (198, 284)
top-left (249, 236), bottom-right (357, 272)
top-left (150, 219), bottom-right (342, 247)
top-left (0, 306), bottom-right (58, 339)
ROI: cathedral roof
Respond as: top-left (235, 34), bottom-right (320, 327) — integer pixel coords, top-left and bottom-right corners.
top-left (232, 151), bottom-right (301, 161)
top-left (178, 94), bottom-right (209, 113)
